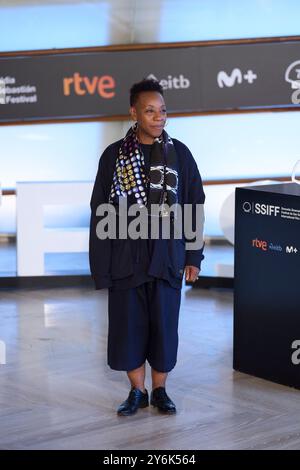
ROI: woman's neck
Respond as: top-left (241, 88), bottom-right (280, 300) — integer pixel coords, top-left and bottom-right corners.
top-left (136, 128), bottom-right (154, 145)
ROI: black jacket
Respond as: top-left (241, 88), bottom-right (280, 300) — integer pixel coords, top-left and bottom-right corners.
top-left (89, 138), bottom-right (205, 290)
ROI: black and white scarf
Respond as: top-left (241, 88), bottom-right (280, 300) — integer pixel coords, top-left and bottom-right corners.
top-left (109, 123), bottom-right (178, 216)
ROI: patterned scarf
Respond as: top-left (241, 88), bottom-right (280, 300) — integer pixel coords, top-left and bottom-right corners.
top-left (109, 123), bottom-right (178, 216)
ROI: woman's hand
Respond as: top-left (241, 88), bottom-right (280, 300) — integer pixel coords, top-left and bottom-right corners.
top-left (185, 265), bottom-right (200, 282)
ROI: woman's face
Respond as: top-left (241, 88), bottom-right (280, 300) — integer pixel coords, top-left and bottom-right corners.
top-left (130, 91), bottom-right (167, 144)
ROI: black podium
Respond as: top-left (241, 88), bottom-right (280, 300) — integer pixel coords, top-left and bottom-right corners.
top-left (234, 182), bottom-right (300, 389)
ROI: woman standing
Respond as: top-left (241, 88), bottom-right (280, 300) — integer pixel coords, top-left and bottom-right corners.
top-left (89, 79), bottom-right (205, 416)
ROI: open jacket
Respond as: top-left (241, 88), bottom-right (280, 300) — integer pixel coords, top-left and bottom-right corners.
top-left (89, 138), bottom-right (205, 290)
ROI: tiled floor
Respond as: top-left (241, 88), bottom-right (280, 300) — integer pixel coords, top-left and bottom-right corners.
top-left (0, 284), bottom-right (300, 450)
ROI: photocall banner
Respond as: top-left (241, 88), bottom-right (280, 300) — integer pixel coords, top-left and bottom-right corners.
top-left (1, 40), bottom-right (300, 124)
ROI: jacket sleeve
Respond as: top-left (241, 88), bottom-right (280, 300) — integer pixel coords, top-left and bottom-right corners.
top-left (89, 148), bottom-right (113, 290)
top-left (183, 147), bottom-right (206, 270)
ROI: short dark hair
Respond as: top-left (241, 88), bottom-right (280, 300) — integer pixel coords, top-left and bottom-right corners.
top-left (129, 78), bottom-right (164, 107)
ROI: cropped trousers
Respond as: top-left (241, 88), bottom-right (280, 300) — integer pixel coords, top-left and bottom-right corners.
top-left (107, 278), bottom-right (182, 373)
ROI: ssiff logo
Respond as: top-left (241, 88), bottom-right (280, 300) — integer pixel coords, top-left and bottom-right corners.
top-left (242, 201), bottom-right (280, 217)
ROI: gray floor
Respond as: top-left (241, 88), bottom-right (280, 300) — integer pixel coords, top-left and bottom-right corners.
top-left (0, 284), bottom-right (300, 450)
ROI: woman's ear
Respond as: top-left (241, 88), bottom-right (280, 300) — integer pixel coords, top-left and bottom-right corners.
top-left (129, 106), bottom-right (137, 122)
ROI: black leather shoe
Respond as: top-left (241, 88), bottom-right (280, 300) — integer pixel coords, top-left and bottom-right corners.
top-left (150, 387), bottom-right (176, 414)
top-left (117, 388), bottom-right (149, 416)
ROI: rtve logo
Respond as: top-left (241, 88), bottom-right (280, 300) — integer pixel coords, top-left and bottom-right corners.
top-left (252, 238), bottom-right (268, 251)
top-left (242, 201), bottom-right (280, 217)
top-left (63, 73), bottom-right (115, 98)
